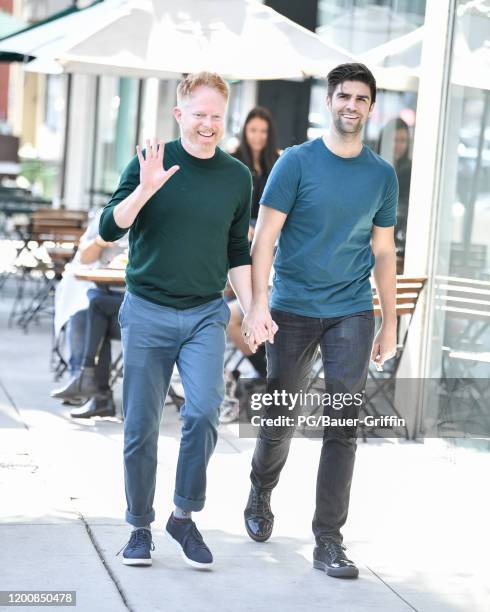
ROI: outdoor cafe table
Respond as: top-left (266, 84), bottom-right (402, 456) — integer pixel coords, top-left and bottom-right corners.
top-left (74, 270), bottom-right (426, 312)
top-left (74, 268), bottom-right (125, 285)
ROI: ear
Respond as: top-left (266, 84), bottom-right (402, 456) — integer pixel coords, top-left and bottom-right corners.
top-left (173, 106), bottom-right (182, 123)
top-left (325, 95), bottom-right (332, 112)
top-left (368, 102), bottom-right (375, 118)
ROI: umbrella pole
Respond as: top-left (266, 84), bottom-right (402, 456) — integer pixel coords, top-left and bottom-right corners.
top-left (59, 72), bottom-right (72, 208)
top-left (89, 75), bottom-right (100, 211)
top-left (135, 78), bottom-right (143, 145)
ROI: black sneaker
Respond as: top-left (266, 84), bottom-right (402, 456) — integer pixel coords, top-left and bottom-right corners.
top-left (116, 528), bottom-right (154, 566)
top-left (313, 540), bottom-right (359, 579)
top-left (244, 486), bottom-right (274, 542)
top-left (165, 514), bottom-right (213, 569)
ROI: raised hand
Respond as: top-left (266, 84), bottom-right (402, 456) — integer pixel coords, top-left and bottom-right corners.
top-left (136, 138), bottom-right (179, 194)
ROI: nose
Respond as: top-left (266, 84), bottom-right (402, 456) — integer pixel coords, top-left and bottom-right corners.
top-left (345, 99), bottom-right (357, 112)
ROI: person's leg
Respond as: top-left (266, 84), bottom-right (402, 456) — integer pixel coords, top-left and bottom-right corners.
top-left (313, 310), bottom-right (374, 546)
top-left (83, 289), bottom-right (123, 367)
top-left (89, 291), bottom-right (123, 391)
top-left (173, 298), bottom-right (229, 512)
top-left (120, 292), bottom-right (179, 529)
top-left (52, 291), bottom-right (122, 400)
top-left (165, 298), bottom-right (229, 568)
top-left (245, 309), bottom-right (321, 542)
top-left (66, 309), bottom-right (87, 375)
top-left (51, 310), bottom-right (89, 400)
top-left (94, 336), bottom-right (111, 391)
top-left (69, 292), bottom-right (124, 418)
top-left (250, 308), bottom-right (321, 491)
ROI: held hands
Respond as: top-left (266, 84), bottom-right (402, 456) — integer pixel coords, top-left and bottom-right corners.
top-left (370, 322), bottom-right (397, 371)
top-left (136, 138), bottom-right (179, 195)
top-left (242, 303), bottom-right (278, 353)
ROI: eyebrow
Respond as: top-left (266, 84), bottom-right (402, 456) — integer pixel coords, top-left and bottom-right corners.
top-left (336, 92), bottom-right (370, 101)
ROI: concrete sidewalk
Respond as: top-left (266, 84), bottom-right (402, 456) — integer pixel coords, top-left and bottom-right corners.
top-left (0, 293), bottom-right (488, 612)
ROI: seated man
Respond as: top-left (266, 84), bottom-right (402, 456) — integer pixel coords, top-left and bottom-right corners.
top-left (52, 209), bottom-right (127, 418)
top-left (52, 284), bottom-right (124, 418)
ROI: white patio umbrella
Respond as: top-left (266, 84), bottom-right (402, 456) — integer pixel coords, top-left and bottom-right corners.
top-left (0, 0), bottom-right (354, 80)
top-left (360, 18), bottom-right (490, 92)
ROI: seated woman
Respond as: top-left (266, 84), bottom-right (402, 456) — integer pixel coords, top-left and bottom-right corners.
top-left (51, 209), bottom-right (127, 418)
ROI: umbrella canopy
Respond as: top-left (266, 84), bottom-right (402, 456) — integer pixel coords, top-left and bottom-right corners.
top-left (0, 0), bottom-right (354, 80)
top-left (360, 5), bottom-right (490, 93)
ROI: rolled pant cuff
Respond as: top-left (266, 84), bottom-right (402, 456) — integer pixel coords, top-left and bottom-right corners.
top-left (125, 508), bottom-right (155, 527)
top-left (173, 493), bottom-right (205, 512)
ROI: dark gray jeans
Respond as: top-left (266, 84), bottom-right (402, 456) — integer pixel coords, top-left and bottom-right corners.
top-left (250, 307), bottom-right (374, 545)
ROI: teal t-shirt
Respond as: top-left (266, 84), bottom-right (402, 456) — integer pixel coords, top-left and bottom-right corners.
top-left (261, 137), bottom-right (398, 318)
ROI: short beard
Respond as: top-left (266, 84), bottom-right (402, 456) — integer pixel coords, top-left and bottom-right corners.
top-left (333, 115), bottom-right (363, 136)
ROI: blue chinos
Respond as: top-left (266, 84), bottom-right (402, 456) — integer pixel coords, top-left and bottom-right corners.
top-left (118, 291), bottom-right (230, 527)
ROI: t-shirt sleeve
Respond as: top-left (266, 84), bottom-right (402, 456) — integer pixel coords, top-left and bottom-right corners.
top-left (373, 168), bottom-right (398, 227)
top-left (259, 147), bottom-right (300, 214)
top-left (99, 155), bottom-right (140, 241)
top-left (228, 170), bottom-right (252, 269)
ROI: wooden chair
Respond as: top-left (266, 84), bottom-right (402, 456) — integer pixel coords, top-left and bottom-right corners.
top-left (361, 275), bottom-right (427, 439)
top-left (303, 275), bottom-right (427, 440)
top-left (12, 208), bottom-right (88, 332)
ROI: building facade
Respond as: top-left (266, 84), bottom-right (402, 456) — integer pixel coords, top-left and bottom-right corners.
top-left (3, 0), bottom-right (489, 447)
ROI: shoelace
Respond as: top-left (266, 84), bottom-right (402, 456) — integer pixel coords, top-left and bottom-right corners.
top-left (183, 523), bottom-right (210, 554)
top-left (251, 490), bottom-right (272, 518)
top-left (324, 541), bottom-right (349, 562)
top-left (116, 529), bottom-right (155, 556)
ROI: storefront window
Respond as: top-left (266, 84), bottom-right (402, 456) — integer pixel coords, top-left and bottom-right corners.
top-left (93, 76), bottom-right (140, 196)
top-left (429, 0), bottom-right (490, 386)
top-left (312, 0), bottom-right (426, 271)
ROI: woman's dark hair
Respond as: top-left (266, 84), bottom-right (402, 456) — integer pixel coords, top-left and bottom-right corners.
top-left (235, 106), bottom-right (279, 176)
top-left (378, 117), bottom-right (411, 164)
top-left (326, 63), bottom-right (377, 105)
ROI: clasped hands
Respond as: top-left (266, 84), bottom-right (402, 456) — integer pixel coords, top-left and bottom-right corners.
top-left (241, 304), bottom-right (278, 353)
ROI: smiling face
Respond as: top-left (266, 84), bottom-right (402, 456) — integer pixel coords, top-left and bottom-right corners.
top-left (327, 80), bottom-right (374, 137)
top-left (173, 85), bottom-right (227, 159)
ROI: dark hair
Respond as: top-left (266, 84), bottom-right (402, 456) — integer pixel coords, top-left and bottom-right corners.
top-left (378, 117), bottom-right (411, 164)
top-left (326, 63), bottom-right (377, 105)
top-left (235, 107), bottom-right (279, 176)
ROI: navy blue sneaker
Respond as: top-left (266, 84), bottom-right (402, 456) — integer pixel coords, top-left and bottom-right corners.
top-left (165, 514), bottom-right (214, 569)
top-left (116, 528), bottom-right (155, 566)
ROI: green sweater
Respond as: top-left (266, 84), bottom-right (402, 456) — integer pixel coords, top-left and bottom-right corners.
top-left (99, 139), bottom-right (252, 309)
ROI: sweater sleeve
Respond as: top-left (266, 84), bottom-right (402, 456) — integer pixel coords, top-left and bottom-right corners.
top-left (227, 170), bottom-right (252, 269)
top-left (99, 155), bottom-right (140, 241)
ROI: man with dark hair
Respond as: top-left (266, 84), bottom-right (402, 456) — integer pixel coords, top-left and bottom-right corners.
top-left (242, 63), bottom-right (398, 579)
top-left (102, 72), bottom-right (253, 569)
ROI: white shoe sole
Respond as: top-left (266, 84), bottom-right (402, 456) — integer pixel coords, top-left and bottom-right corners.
top-left (165, 529), bottom-right (214, 569)
top-left (122, 557), bottom-right (152, 566)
